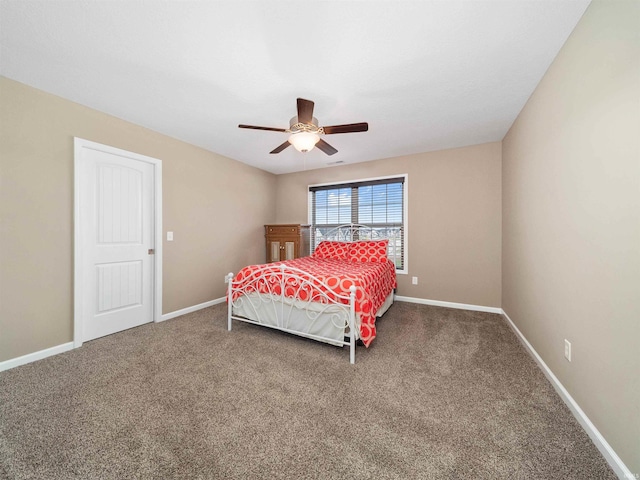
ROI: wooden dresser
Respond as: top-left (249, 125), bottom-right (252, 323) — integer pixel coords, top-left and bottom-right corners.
top-left (265, 224), bottom-right (310, 262)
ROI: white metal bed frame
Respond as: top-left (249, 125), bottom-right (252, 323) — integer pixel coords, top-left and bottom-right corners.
top-left (226, 224), bottom-right (396, 364)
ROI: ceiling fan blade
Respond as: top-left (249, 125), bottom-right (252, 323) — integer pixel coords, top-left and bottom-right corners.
top-left (296, 98), bottom-right (314, 124)
top-left (322, 122), bottom-right (369, 134)
top-left (239, 124), bottom-right (287, 132)
top-left (270, 141), bottom-right (291, 154)
top-left (315, 139), bottom-right (338, 156)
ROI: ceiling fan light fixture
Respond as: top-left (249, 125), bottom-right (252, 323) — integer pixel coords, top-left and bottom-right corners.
top-left (289, 131), bottom-right (320, 153)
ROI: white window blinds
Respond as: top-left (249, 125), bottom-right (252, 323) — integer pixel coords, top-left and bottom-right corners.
top-left (309, 176), bottom-right (406, 270)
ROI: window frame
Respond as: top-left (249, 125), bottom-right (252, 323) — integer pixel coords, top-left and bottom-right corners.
top-left (308, 174), bottom-right (408, 274)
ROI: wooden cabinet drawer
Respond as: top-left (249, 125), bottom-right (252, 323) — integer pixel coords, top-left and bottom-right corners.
top-left (266, 225), bottom-right (300, 235)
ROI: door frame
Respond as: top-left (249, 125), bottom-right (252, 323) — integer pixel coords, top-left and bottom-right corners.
top-left (73, 137), bottom-right (163, 348)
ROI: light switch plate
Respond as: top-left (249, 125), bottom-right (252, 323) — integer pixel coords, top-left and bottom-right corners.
top-left (167, 231), bottom-right (174, 241)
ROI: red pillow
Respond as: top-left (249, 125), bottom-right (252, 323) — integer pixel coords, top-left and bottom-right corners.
top-left (312, 241), bottom-right (350, 260)
top-left (348, 240), bottom-right (389, 263)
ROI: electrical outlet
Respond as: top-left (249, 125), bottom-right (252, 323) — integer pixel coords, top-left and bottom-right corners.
top-left (564, 339), bottom-right (571, 362)
top-left (412, 276), bottom-right (418, 285)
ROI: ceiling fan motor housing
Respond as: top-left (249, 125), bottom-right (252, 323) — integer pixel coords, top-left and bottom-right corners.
top-left (289, 116), bottom-right (322, 134)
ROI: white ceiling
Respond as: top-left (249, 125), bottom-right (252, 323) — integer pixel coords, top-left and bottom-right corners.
top-left (0, 0), bottom-right (590, 175)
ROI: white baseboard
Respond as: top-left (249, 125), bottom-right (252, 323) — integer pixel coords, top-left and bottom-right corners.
top-left (502, 310), bottom-right (633, 480)
top-left (0, 342), bottom-right (75, 373)
top-left (394, 295), bottom-right (502, 314)
top-left (159, 297), bottom-right (226, 322)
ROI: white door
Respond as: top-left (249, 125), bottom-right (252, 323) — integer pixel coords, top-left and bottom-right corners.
top-left (77, 144), bottom-right (156, 342)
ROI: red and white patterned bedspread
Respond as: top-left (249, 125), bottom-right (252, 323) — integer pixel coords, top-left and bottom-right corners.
top-left (230, 257), bottom-right (397, 347)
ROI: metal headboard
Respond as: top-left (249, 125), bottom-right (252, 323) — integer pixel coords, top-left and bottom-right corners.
top-left (314, 224), bottom-right (400, 268)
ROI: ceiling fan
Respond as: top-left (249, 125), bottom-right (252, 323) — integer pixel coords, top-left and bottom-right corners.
top-left (238, 98), bottom-right (368, 156)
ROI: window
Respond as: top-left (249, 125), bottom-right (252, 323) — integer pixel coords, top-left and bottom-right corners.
top-left (308, 175), bottom-right (407, 271)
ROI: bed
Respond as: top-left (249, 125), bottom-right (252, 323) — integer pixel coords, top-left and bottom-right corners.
top-left (226, 224), bottom-right (398, 363)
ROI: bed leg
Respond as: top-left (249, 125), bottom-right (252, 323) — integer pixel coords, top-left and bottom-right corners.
top-left (350, 330), bottom-right (355, 364)
top-left (349, 285), bottom-right (356, 364)
top-left (227, 272), bottom-right (233, 331)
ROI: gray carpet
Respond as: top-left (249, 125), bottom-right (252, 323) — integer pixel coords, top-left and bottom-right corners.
top-left (0, 302), bottom-right (615, 479)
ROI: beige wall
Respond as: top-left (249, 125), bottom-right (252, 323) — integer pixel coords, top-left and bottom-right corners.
top-left (276, 142), bottom-right (502, 307)
top-left (0, 77), bottom-right (276, 362)
top-left (502, 0), bottom-right (639, 474)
